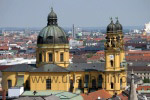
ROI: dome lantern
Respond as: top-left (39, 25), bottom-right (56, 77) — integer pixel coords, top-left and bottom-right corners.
top-left (47, 7), bottom-right (58, 26)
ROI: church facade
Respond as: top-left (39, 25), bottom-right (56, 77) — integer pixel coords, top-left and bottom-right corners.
top-left (2, 8), bottom-right (127, 95)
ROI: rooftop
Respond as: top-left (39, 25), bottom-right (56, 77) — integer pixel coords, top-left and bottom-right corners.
top-left (81, 89), bottom-right (112, 100)
top-left (21, 90), bottom-right (83, 100)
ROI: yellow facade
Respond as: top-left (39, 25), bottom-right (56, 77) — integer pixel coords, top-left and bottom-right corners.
top-left (2, 33), bottom-right (127, 96)
top-left (2, 72), bottom-right (30, 90)
top-left (30, 72), bottom-right (69, 91)
top-left (36, 44), bottom-right (70, 68)
top-left (104, 20), bottom-right (127, 95)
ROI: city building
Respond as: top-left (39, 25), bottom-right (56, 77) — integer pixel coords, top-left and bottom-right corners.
top-left (1, 8), bottom-right (127, 96)
top-left (144, 22), bottom-right (150, 34)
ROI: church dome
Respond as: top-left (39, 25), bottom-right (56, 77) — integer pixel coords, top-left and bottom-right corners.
top-left (107, 18), bottom-right (116, 33)
top-left (115, 18), bottom-right (122, 32)
top-left (37, 8), bottom-right (68, 44)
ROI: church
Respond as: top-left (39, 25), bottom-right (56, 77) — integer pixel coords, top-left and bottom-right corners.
top-left (2, 8), bottom-right (127, 95)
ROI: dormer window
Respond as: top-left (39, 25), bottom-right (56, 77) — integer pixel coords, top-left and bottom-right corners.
top-left (46, 36), bottom-right (53, 43)
top-left (59, 36), bottom-right (64, 42)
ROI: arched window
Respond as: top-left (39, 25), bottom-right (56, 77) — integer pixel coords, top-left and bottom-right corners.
top-left (49, 53), bottom-right (53, 62)
top-left (8, 80), bottom-right (12, 88)
top-left (84, 75), bottom-right (89, 88)
top-left (111, 82), bottom-right (114, 89)
top-left (46, 79), bottom-right (51, 89)
top-left (120, 78), bottom-right (122, 89)
top-left (98, 75), bottom-right (103, 88)
top-left (110, 60), bottom-right (113, 67)
top-left (92, 79), bottom-right (96, 88)
top-left (78, 79), bottom-right (82, 88)
top-left (25, 80), bottom-right (30, 90)
top-left (60, 53), bottom-right (64, 62)
top-left (69, 80), bottom-right (74, 92)
top-left (39, 53), bottom-right (42, 62)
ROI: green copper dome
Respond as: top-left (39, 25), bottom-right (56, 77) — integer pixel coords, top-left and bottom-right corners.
top-left (37, 8), bottom-right (68, 44)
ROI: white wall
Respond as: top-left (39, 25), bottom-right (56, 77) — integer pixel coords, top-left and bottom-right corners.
top-left (8, 86), bottom-right (24, 97)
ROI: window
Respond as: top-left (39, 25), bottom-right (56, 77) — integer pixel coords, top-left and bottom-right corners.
top-left (120, 79), bottom-right (122, 89)
top-left (110, 60), bottom-right (113, 67)
top-left (78, 79), bottom-right (82, 88)
top-left (25, 80), bottom-right (30, 90)
top-left (46, 79), bottom-right (51, 89)
top-left (46, 36), bottom-right (53, 43)
top-left (98, 75), bottom-right (103, 88)
top-left (8, 80), bottom-right (12, 88)
top-left (49, 53), bottom-right (53, 62)
top-left (69, 80), bottom-right (74, 92)
top-left (111, 82), bottom-right (114, 89)
top-left (92, 79), bottom-right (96, 88)
top-left (60, 53), bottom-right (64, 62)
top-left (84, 75), bottom-right (89, 88)
top-left (39, 53), bottom-right (42, 62)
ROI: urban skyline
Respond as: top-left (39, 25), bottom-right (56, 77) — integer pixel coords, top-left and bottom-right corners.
top-left (0, 1), bottom-right (150, 100)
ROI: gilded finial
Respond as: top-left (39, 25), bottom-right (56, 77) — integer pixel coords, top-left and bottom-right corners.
top-left (115, 17), bottom-right (119, 23)
top-left (110, 17), bottom-right (113, 23)
top-left (51, 7), bottom-right (53, 12)
top-left (110, 17), bottom-right (113, 21)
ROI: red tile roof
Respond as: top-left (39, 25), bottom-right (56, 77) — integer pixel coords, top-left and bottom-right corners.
top-left (81, 89), bottom-right (112, 100)
top-left (118, 93), bottom-right (128, 100)
top-left (96, 51), bottom-right (104, 55)
top-left (137, 86), bottom-right (150, 91)
top-left (0, 46), bottom-right (9, 50)
top-left (87, 55), bottom-right (101, 61)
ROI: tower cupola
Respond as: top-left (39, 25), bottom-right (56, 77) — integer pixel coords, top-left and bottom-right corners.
top-left (47, 7), bottom-right (57, 25)
top-left (115, 17), bottom-right (122, 32)
top-left (107, 18), bottom-right (116, 33)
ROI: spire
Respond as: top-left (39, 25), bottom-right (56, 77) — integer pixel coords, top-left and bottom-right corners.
top-left (51, 7), bottom-right (53, 12)
top-left (47, 7), bottom-right (58, 26)
top-left (129, 70), bottom-right (138, 100)
top-left (115, 17), bottom-right (122, 32)
top-left (110, 17), bottom-right (113, 24)
top-left (115, 17), bottom-right (119, 24)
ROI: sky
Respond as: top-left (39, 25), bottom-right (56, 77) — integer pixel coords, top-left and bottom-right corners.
top-left (0, 0), bottom-right (150, 28)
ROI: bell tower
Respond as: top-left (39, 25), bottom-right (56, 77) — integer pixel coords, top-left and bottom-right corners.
top-left (104, 18), bottom-right (127, 95)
